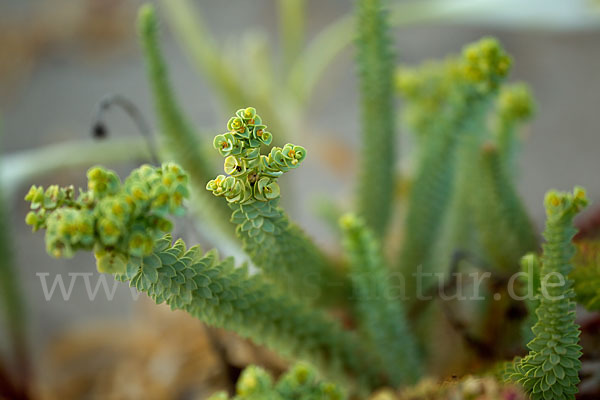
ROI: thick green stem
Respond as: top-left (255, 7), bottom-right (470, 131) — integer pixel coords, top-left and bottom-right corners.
top-left (398, 99), bottom-right (491, 299)
top-left (426, 105), bottom-right (490, 282)
top-left (473, 144), bottom-right (537, 271)
top-left (231, 200), bottom-right (349, 305)
top-left (355, 0), bottom-right (396, 236)
top-left (116, 234), bottom-right (384, 392)
top-left (340, 215), bottom-right (422, 386)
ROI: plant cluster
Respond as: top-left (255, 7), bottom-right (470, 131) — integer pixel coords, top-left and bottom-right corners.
top-left (26, 163), bottom-right (382, 391)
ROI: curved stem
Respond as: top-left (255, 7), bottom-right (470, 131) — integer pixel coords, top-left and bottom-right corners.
top-left (91, 93), bottom-right (160, 164)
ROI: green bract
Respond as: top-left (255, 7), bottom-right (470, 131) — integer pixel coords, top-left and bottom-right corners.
top-left (207, 107), bottom-right (304, 205)
top-left (25, 163), bottom-right (189, 273)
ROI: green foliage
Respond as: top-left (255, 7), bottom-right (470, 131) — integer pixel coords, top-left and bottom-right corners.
top-left (571, 239), bottom-right (600, 311)
top-left (114, 234), bottom-right (381, 391)
top-left (396, 37), bottom-right (512, 298)
top-left (505, 188), bottom-right (587, 400)
top-left (208, 363), bottom-right (345, 400)
top-left (25, 163), bottom-right (189, 273)
top-left (340, 214), bottom-right (421, 386)
top-left (207, 108), bottom-right (347, 303)
top-left (21, 5), bottom-right (593, 395)
top-left (25, 162), bottom-right (383, 392)
top-left (355, 0), bottom-right (396, 235)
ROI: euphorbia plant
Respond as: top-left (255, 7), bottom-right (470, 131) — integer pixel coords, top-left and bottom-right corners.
top-left (23, 1), bottom-right (598, 399)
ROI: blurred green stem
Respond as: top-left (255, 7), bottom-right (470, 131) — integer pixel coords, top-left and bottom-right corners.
top-left (158, 0), bottom-right (248, 112)
top-left (0, 189), bottom-right (27, 384)
top-left (0, 123), bottom-right (29, 390)
top-left (1, 137), bottom-right (148, 197)
top-left (278, 0), bottom-right (305, 73)
top-left (355, 0), bottom-right (396, 236)
top-left (289, 0), bottom-right (484, 103)
top-left (160, 0), bottom-right (297, 146)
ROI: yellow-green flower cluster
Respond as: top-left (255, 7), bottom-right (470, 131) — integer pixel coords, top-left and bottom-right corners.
top-left (461, 37), bottom-right (512, 94)
top-left (395, 61), bottom-right (458, 137)
top-left (395, 60), bottom-right (458, 103)
top-left (208, 363), bottom-right (345, 400)
top-left (207, 107), bottom-right (306, 204)
top-left (498, 83), bottom-right (535, 122)
top-left (544, 186), bottom-right (587, 222)
top-left (25, 163), bottom-right (189, 272)
top-left (396, 39), bottom-right (511, 103)
top-left (25, 184), bottom-right (77, 230)
top-left (396, 38), bottom-right (511, 140)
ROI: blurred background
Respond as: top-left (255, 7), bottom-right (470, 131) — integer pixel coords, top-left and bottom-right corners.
top-left (0, 0), bottom-right (599, 398)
